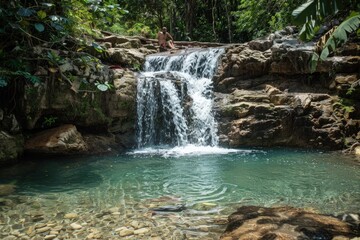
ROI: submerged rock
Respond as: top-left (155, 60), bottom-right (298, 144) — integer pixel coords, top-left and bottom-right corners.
top-left (150, 204), bottom-right (186, 212)
top-left (0, 184), bottom-right (16, 196)
top-left (221, 206), bottom-right (358, 240)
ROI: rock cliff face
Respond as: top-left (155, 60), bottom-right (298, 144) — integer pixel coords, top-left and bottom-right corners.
top-left (214, 31), bottom-right (360, 150)
top-left (0, 36), bottom-right (157, 165)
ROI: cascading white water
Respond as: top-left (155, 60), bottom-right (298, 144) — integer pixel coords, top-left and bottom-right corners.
top-left (136, 48), bottom-right (225, 149)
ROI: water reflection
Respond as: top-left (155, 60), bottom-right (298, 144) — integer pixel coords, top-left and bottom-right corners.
top-left (0, 148), bottom-right (359, 215)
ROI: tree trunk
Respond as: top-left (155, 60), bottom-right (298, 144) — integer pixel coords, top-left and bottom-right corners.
top-left (212, 0), bottom-right (218, 42)
top-left (185, 0), bottom-right (195, 38)
top-left (224, 0), bottom-right (233, 43)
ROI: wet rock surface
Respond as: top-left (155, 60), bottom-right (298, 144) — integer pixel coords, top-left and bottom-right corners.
top-left (221, 206), bottom-right (360, 240)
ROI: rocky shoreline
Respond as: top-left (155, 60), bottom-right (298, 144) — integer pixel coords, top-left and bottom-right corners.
top-left (0, 189), bottom-right (359, 240)
top-left (0, 190), bottom-right (228, 240)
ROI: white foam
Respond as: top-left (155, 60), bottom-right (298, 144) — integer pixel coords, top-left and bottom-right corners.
top-left (129, 145), bottom-right (253, 158)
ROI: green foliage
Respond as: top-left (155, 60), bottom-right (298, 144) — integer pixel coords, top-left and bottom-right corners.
top-left (0, 0), bottom-right (128, 95)
top-left (233, 0), bottom-right (304, 41)
top-left (42, 116), bottom-right (58, 128)
top-left (292, 0), bottom-right (360, 72)
top-left (292, 0), bottom-right (344, 25)
top-left (126, 23), bottom-right (155, 38)
top-left (109, 23), bottom-right (126, 35)
top-left (320, 14), bottom-right (360, 59)
top-left (292, 0), bottom-right (356, 41)
top-left (333, 98), bottom-right (355, 114)
top-left (95, 81), bottom-right (113, 92)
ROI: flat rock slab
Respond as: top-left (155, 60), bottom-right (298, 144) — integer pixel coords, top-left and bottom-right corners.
top-left (221, 206), bottom-right (359, 240)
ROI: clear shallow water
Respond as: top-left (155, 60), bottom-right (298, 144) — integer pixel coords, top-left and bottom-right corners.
top-left (1, 147), bottom-right (359, 215)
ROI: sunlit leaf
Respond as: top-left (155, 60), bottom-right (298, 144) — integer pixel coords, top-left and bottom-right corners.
top-left (41, 3), bottom-right (54, 7)
top-left (35, 23), bottom-right (45, 32)
top-left (319, 47), bottom-right (329, 60)
top-left (299, 20), bottom-right (316, 41)
top-left (96, 83), bottom-right (109, 91)
top-left (37, 10), bottom-right (47, 19)
top-left (92, 42), bottom-right (104, 53)
top-left (49, 15), bottom-right (61, 22)
top-left (49, 67), bottom-right (58, 73)
top-left (292, 0), bottom-right (316, 25)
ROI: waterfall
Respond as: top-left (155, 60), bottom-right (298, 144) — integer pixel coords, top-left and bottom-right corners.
top-left (136, 48), bottom-right (224, 148)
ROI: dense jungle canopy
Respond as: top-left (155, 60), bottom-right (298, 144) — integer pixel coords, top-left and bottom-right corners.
top-left (0, 0), bottom-right (359, 96)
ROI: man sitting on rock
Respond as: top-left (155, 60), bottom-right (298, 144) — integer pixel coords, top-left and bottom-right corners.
top-left (157, 27), bottom-right (175, 52)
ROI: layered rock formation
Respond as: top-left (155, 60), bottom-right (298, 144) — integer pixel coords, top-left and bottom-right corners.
top-left (214, 30), bottom-right (360, 150)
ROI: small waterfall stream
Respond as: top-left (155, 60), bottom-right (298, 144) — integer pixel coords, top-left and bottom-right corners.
top-left (136, 48), bottom-right (225, 149)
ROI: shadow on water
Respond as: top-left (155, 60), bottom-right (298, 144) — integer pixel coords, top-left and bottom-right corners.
top-left (0, 155), bottom-right (104, 193)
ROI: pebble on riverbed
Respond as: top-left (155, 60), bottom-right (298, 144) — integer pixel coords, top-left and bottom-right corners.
top-left (11, 192), bottom-right (354, 240)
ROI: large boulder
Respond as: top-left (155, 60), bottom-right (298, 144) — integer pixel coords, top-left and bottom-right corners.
top-left (107, 48), bottom-right (146, 67)
top-left (221, 206), bottom-right (358, 240)
top-left (25, 124), bottom-right (87, 155)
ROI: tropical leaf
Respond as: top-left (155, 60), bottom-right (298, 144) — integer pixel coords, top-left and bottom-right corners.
top-left (35, 23), bottom-right (45, 32)
top-left (310, 52), bottom-right (320, 73)
top-left (37, 10), bottom-right (47, 19)
top-left (309, 14), bottom-right (360, 72)
top-left (92, 42), bottom-right (104, 53)
top-left (299, 19), bottom-right (317, 41)
top-left (319, 47), bottom-right (329, 60)
top-left (321, 14), bottom-right (360, 56)
top-left (16, 71), bottom-right (41, 84)
top-left (96, 83), bottom-right (109, 91)
top-left (17, 7), bottom-right (36, 17)
top-left (292, 0), bottom-right (316, 25)
top-left (293, 0), bottom-right (345, 26)
top-left (41, 3), bottom-right (55, 8)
